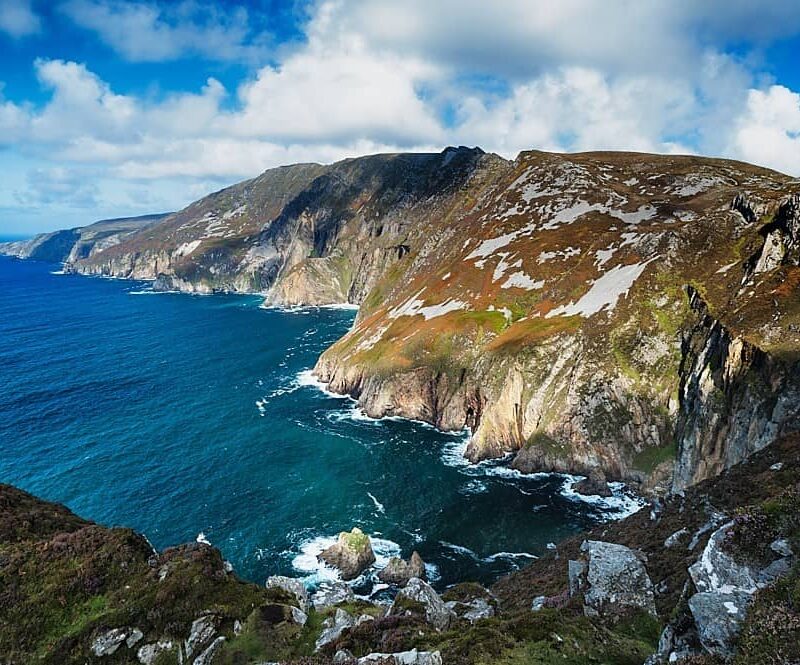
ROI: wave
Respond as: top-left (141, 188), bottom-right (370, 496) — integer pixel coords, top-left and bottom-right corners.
top-left (560, 477), bottom-right (646, 518)
top-left (291, 533), bottom-right (402, 586)
top-left (439, 540), bottom-right (537, 563)
top-left (260, 301), bottom-right (359, 313)
top-left (367, 492), bottom-right (386, 514)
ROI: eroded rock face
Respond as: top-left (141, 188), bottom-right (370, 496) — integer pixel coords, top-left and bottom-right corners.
top-left (390, 577), bottom-right (456, 631)
top-left (358, 649), bottom-right (443, 665)
top-left (378, 551), bottom-right (427, 586)
top-left (91, 628), bottom-right (129, 656)
top-left (266, 575), bottom-right (310, 611)
top-left (137, 640), bottom-right (175, 665)
top-left (575, 540), bottom-right (657, 618)
top-left (185, 614), bottom-right (220, 660)
top-left (688, 591), bottom-right (749, 658)
top-left (319, 528), bottom-right (376, 580)
top-left (316, 608), bottom-right (355, 651)
top-left (313, 581), bottom-right (356, 610)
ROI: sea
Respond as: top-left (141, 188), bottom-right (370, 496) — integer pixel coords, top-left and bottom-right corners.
top-left (0, 253), bottom-right (644, 597)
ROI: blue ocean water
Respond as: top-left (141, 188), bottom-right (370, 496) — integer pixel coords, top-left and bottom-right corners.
top-left (0, 255), bottom-right (642, 594)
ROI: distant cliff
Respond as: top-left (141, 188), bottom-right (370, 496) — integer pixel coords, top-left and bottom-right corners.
top-left (38, 148), bottom-right (800, 492)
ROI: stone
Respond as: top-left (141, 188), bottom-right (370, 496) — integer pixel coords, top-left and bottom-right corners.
top-left (126, 628), bottom-right (144, 648)
top-left (567, 559), bottom-right (586, 597)
top-left (571, 469), bottom-right (612, 497)
top-left (688, 591), bottom-right (750, 658)
top-left (531, 596), bottom-right (547, 612)
top-left (266, 575), bottom-right (310, 612)
top-left (334, 649), bottom-right (355, 663)
top-left (390, 577), bottom-right (455, 631)
top-left (313, 581), bottom-right (356, 610)
top-left (316, 608), bottom-right (355, 651)
top-left (319, 528), bottom-right (376, 580)
top-left (378, 551), bottom-right (427, 586)
top-left (770, 538), bottom-right (793, 558)
top-left (91, 628), bottom-right (129, 656)
top-left (291, 606), bottom-right (309, 626)
top-left (195, 636), bottom-right (226, 665)
top-left (137, 640), bottom-right (175, 665)
top-left (664, 528), bottom-right (689, 548)
top-left (579, 540), bottom-right (657, 617)
top-left (770, 462), bottom-right (784, 471)
top-left (185, 615), bottom-right (220, 660)
top-left (461, 598), bottom-right (495, 623)
top-left (358, 649), bottom-right (443, 665)
top-left (688, 522), bottom-right (758, 595)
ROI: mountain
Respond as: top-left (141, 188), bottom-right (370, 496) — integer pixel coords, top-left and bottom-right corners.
top-left (2, 433), bottom-right (797, 663)
top-left (21, 149), bottom-right (797, 495)
top-left (0, 214), bottom-right (171, 264)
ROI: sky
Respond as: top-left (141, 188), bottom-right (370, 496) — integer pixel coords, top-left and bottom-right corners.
top-left (2, 1), bottom-right (800, 234)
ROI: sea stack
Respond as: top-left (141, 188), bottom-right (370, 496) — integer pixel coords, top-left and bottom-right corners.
top-left (318, 528), bottom-right (376, 580)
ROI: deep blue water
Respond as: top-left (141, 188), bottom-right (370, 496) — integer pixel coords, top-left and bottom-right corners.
top-left (0, 255), bottom-right (642, 594)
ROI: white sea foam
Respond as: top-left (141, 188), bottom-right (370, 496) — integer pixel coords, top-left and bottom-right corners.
top-left (439, 541), bottom-right (537, 563)
top-left (196, 532), bottom-right (211, 545)
top-left (367, 492), bottom-right (386, 514)
top-left (295, 369), bottom-right (350, 399)
top-left (291, 534), bottom-right (402, 585)
top-left (560, 476), bottom-right (646, 517)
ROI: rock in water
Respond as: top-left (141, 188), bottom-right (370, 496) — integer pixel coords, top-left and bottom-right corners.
top-left (578, 540), bottom-right (657, 618)
top-left (378, 551), bottom-right (427, 586)
top-left (319, 528), bottom-right (376, 580)
top-left (390, 577), bottom-right (455, 631)
top-left (571, 469), bottom-right (612, 497)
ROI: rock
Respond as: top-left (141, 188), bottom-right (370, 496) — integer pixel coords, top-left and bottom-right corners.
top-left (266, 575), bottom-right (310, 612)
top-left (91, 628), bottom-right (129, 656)
top-left (770, 538), bottom-right (793, 558)
top-left (531, 596), bottom-right (547, 612)
top-left (137, 640), bottom-right (175, 665)
top-left (356, 614), bottom-right (375, 625)
top-left (567, 559), bottom-right (586, 597)
top-left (316, 608), bottom-right (355, 651)
top-left (663, 528), bottom-right (689, 548)
top-left (770, 462), bottom-right (784, 471)
top-left (390, 577), bottom-right (455, 631)
top-left (233, 619), bottom-right (243, 635)
top-left (688, 591), bottom-right (750, 658)
top-left (579, 540), bottom-right (657, 618)
top-left (185, 614), bottom-right (220, 660)
top-left (319, 528), bottom-right (376, 580)
top-left (688, 522), bottom-right (758, 594)
top-left (313, 581), bottom-right (356, 610)
top-left (358, 649), bottom-right (443, 665)
top-left (571, 469), bottom-right (612, 497)
top-left (291, 606), bottom-right (309, 626)
top-left (378, 551), bottom-right (427, 586)
top-left (334, 649), bottom-right (355, 663)
top-left (126, 628), bottom-right (144, 648)
top-left (195, 636), bottom-right (226, 665)
top-left (460, 598), bottom-right (495, 623)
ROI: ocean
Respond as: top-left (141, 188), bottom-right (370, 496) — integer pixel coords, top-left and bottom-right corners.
top-left (0, 255), bottom-right (642, 596)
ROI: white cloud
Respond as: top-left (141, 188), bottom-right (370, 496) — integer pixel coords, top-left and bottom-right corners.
top-left (59, 0), bottom-right (270, 63)
top-left (15, 167), bottom-right (100, 208)
top-left (732, 85), bottom-right (800, 175)
top-left (0, 0), bottom-right (40, 38)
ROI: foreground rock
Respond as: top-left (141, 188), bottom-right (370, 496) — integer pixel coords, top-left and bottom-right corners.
top-left (358, 649), bottom-right (443, 664)
top-left (572, 540), bottom-right (657, 618)
top-left (313, 581), bottom-right (357, 610)
top-left (316, 608), bottom-right (355, 651)
top-left (266, 575), bottom-right (310, 612)
top-left (319, 528), bottom-right (377, 580)
top-left (378, 551), bottom-right (427, 586)
top-left (390, 577), bottom-right (456, 631)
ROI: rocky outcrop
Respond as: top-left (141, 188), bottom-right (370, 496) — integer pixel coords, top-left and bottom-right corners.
top-left (266, 575), bottom-right (310, 612)
top-left (312, 581), bottom-right (356, 610)
top-left (319, 527), bottom-right (376, 580)
top-left (358, 650), bottom-right (443, 665)
top-left (389, 577), bottom-right (456, 631)
top-left (378, 551), bottom-right (427, 586)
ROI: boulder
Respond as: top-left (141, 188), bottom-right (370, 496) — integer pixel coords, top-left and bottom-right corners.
top-left (579, 540), bottom-right (657, 618)
top-left (291, 606), bottom-right (309, 626)
top-left (313, 581), bottom-right (356, 610)
top-left (378, 551), bottom-right (427, 586)
top-left (334, 649), bottom-right (355, 663)
top-left (266, 575), bottom-right (310, 611)
top-left (319, 528), bottom-right (376, 580)
top-left (567, 559), bottom-right (587, 597)
top-left (316, 608), bottom-right (355, 651)
top-left (688, 522), bottom-right (758, 594)
top-left (194, 636), bottom-right (226, 665)
top-left (688, 591), bottom-right (750, 659)
top-left (126, 628), bottom-right (144, 648)
top-left (571, 470), bottom-right (612, 497)
top-left (390, 577), bottom-right (455, 631)
top-left (185, 614), bottom-right (220, 660)
top-left (358, 649), bottom-right (443, 665)
top-left (137, 640), bottom-right (175, 665)
top-left (91, 628), bottom-right (129, 657)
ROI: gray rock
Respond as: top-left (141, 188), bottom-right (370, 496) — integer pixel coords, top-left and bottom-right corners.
top-left (316, 608), bottom-right (355, 651)
top-left (137, 640), bottom-right (175, 665)
top-left (390, 577), bottom-right (455, 631)
top-left (233, 619), bottom-right (243, 636)
top-left (758, 556), bottom-right (792, 585)
top-left (571, 469), bottom-right (612, 497)
top-left (313, 581), bottom-right (356, 610)
top-left (194, 636), bottom-right (226, 665)
top-left (356, 614), bottom-right (375, 625)
top-left (266, 575), bottom-right (310, 612)
top-left (770, 538), bottom-right (793, 558)
top-left (531, 596), bottom-right (547, 612)
top-left (126, 628), bottom-right (144, 648)
top-left (358, 649), bottom-right (443, 665)
top-left (664, 528), bottom-right (689, 548)
top-left (92, 628), bottom-right (128, 656)
top-left (579, 540), bottom-right (657, 617)
top-left (770, 462), bottom-right (784, 471)
top-left (461, 598), bottom-right (495, 623)
top-left (688, 591), bottom-right (750, 658)
top-left (291, 606), bottom-right (309, 626)
top-left (185, 615), bottom-right (220, 660)
top-left (319, 528), bottom-right (376, 580)
top-left (688, 522), bottom-right (758, 594)
top-left (334, 649), bottom-right (355, 663)
top-left (378, 551), bottom-right (427, 586)
top-left (567, 559), bottom-right (587, 596)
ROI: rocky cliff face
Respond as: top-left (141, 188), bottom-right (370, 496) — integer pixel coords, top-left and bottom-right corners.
top-left (0, 214), bottom-right (168, 264)
top-left (34, 149), bottom-right (800, 491)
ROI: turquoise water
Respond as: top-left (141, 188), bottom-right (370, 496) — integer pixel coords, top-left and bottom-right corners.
top-left (0, 255), bottom-right (641, 594)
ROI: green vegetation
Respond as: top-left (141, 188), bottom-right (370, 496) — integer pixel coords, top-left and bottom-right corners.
top-left (632, 441), bottom-right (678, 474)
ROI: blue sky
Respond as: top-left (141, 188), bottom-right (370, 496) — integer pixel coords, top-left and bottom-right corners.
top-left (2, 0), bottom-right (800, 234)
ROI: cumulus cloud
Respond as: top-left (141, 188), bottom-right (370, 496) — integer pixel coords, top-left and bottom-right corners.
top-left (59, 0), bottom-right (271, 63)
top-left (0, 0), bottom-right (40, 38)
top-left (14, 167), bottom-right (100, 208)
